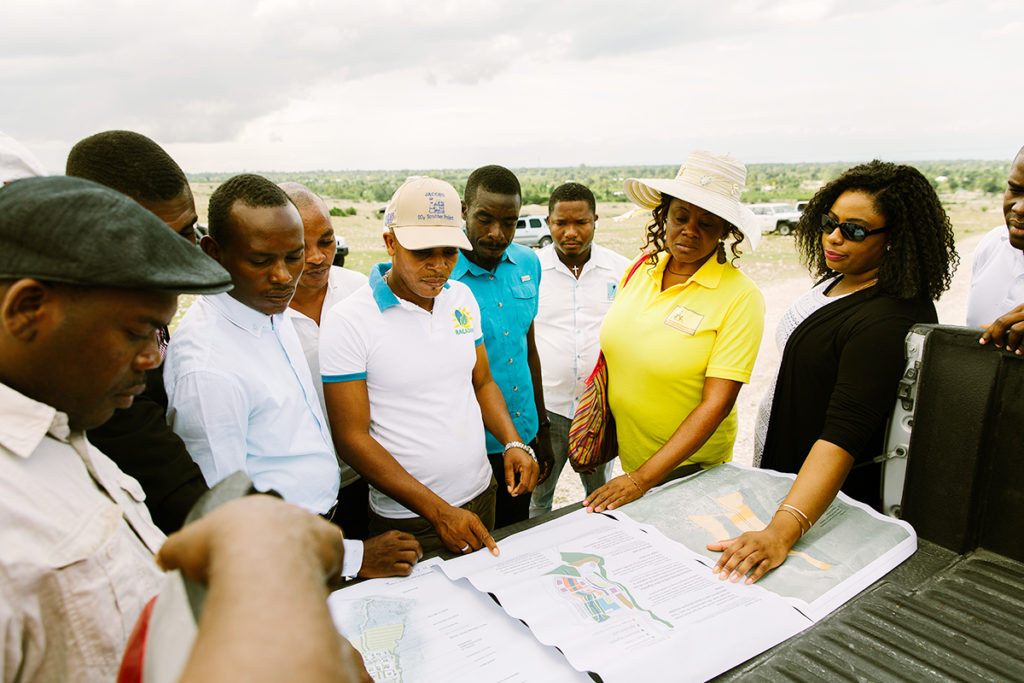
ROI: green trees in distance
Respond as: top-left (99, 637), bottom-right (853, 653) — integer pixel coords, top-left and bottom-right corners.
top-left (189, 159), bottom-right (1011, 206)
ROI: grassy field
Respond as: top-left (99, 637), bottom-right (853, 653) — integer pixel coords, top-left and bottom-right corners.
top-left (177, 184), bottom-right (1001, 330)
top-left (189, 182), bottom-right (1002, 280)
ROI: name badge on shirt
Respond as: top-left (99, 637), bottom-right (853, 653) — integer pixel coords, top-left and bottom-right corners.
top-left (664, 305), bottom-right (703, 335)
top-left (606, 283), bottom-right (618, 301)
top-left (521, 275), bottom-right (531, 282)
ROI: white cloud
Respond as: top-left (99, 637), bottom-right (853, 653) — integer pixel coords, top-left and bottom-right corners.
top-left (1, 0), bottom-right (1018, 171)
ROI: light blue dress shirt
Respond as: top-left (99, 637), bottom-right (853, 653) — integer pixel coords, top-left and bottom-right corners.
top-left (165, 293), bottom-right (341, 511)
top-left (451, 243), bottom-right (541, 453)
top-left (164, 293), bottom-right (363, 575)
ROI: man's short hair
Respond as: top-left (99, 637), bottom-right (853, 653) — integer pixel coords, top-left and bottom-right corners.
top-left (66, 130), bottom-right (189, 204)
top-left (277, 181), bottom-right (323, 211)
top-left (208, 174), bottom-right (294, 244)
top-left (464, 165), bottom-right (521, 207)
top-left (548, 182), bottom-right (596, 214)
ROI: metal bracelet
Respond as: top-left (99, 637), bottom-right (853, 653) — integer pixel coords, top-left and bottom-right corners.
top-left (779, 503), bottom-right (811, 529)
top-left (774, 507), bottom-right (807, 537)
top-left (503, 440), bottom-right (536, 462)
top-left (625, 471), bottom-right (645, 495)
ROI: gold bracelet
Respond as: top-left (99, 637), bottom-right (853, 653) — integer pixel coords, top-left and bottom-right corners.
top-left (625, 472), bottom-right (644, 495)
top-left (779, 503), bottom-right (811, 530)
top-left (774, 508), bottom-right (806, 537)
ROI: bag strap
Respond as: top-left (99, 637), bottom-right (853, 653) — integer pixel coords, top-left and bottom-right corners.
top-left (621, 251), bottom-right (651, 290)
top-left (585, 252), bottom-right (652, 385)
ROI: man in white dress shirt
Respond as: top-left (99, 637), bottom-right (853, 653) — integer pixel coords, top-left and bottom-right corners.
top-left (970, 145), bottom-right (1024, 355)
top-left (0, 176), bottom-right (232, 681)
top-left (164, 174), bottom-right (420, 578)
top-left (280, 183), bottom-right (370, 538)
top-left (529, 182), bottom-right (630, 517)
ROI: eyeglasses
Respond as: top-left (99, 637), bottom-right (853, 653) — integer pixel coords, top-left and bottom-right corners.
top-left (820, 214), bottom-right (888, 242)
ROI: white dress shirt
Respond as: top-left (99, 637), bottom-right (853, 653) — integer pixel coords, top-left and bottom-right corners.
top-left (164, 293), bottom-right (362, 576)
top-left (285, 266), bottom-right (367, 489)
top-left (534, 244), bottom-right (631, 418)
top-left (0, 381), bottom-right (165, 682)
top-left (967, 225), bottom-right (1024, 328)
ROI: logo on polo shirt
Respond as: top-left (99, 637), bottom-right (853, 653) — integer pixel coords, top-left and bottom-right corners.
top-left (453, 307), bottom-right (474, 334)
top-left (664, 305), bottom-right (703, 335)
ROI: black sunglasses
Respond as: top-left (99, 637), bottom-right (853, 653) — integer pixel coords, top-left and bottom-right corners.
top-left (820, 214), bottom-right (887, 242)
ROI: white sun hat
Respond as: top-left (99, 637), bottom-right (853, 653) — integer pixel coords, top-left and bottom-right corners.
top-left (624, 150), bottom-right (760, 250)
top-left (382, 176), bottom-right (472, 250)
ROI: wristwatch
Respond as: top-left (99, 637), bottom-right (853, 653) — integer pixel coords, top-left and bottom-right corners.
top-left (503, 440), bottom-right (536, 462)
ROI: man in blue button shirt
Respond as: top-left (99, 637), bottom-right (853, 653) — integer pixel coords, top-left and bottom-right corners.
top-left (452, 165), bottom-right (555, 527)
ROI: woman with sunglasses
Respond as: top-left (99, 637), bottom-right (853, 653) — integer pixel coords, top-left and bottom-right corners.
top-left (709, 160), bottom-right (957, 584)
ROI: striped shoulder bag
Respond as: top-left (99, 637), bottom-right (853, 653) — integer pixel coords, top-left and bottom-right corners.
top-left (567, 253), bottom-right (648, 473)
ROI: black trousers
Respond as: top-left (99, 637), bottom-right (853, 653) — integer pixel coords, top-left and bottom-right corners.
top-left (487, 437), bottom-right (537, 529)
top-left (330, 478), bottom-right (370, 540)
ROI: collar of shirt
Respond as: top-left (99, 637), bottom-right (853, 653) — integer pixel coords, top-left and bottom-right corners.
top-left (369, 262), bottom-right (451, 313)
top-left (284, 267), bottom-right (342, 325)
top-left (207, 291), bottom-right (282, 337)
top-left (999, 230), bottom-right (1024, 269)
top-left (647, 250), bottom-right (726, 290)
top-left (451, 246), bottom-right (518, 279)
top-left (539, 243), bottom-right (619, 278)
top-left (0, 381), bottom-right (65, 459)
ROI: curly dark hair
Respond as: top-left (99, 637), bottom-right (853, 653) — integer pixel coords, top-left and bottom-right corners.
top-left (66, 130), bottom-right (189, 204)
top-left (207, 173), bottom-right (294, 245)
top-left (641, 194), bottom-right (746, 265)
top-left (795, 160), bottom-right (958, 301)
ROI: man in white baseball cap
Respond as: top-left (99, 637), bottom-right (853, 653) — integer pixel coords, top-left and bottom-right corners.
top-left (320, 176), bottom-right (538, 556)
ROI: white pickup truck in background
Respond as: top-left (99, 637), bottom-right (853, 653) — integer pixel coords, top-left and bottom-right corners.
top-left (747, 202), bottom-right (802, 236)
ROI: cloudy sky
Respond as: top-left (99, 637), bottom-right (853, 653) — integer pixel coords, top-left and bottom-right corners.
top-left (2, 0), bottom-right (1019, 173)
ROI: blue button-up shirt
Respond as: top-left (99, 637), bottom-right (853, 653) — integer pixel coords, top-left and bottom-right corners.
top-left (451, 243), bottom-right (541, 453)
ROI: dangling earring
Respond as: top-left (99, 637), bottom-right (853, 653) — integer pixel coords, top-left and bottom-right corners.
top-left (716, 240), bottom-right (727, 264)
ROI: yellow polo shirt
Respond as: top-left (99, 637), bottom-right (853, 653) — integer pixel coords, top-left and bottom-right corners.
top-left (599, 252), bottom-right (764, 472)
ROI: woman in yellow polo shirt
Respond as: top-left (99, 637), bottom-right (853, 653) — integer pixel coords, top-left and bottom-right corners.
top-left (584, 151), bottom-right (765, 513)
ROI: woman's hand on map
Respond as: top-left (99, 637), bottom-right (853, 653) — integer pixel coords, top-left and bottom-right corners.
top-left (583, 474), bottom-right (645, 513)
top-left (706, 515), bottom-right (803, 584)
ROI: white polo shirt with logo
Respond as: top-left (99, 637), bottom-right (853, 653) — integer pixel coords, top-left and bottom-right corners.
top-left (319, 263), bottom-right (492, 519)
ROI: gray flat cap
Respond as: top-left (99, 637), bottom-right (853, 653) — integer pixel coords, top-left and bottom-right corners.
top-left (0, 176), bottom-right (232, 294)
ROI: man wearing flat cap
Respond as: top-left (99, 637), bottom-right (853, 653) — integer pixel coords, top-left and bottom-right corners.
top-left (0, 176), bottom-right (232, 681)
top-left (321, 176), bottom-right (538, 557)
